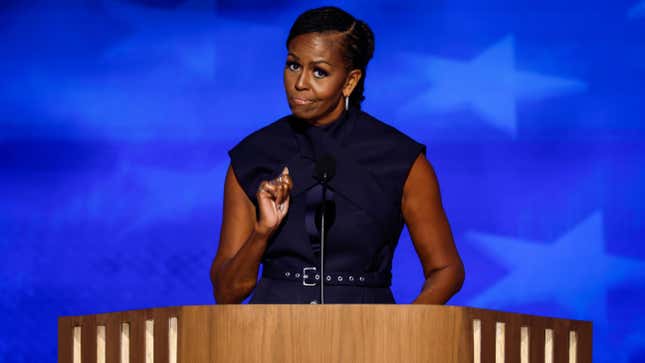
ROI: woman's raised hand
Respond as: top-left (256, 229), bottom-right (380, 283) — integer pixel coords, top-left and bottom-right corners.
top-left (255, 167), bottom-right (293, 236)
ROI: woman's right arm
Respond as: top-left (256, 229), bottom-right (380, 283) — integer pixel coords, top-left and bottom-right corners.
top-left (210, 165), bottom-right (290, 304)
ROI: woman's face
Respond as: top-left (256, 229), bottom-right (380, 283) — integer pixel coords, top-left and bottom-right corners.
top-left (284, 32), bottom-right (361, 126)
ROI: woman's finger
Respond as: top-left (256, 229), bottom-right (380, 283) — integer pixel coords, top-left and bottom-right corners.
top-left (281, 173), bottom-right (293, 190)
top-left (278, 195), bottom-right (290, 215)
top-left (257, 180), bottom-right (280, 201)
top-left (278, 182), bottom-right (288, 205)
top-left (269, 170), bottom-right (291, 204)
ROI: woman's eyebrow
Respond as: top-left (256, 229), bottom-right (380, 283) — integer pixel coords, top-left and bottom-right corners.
top-left (311, 60), bottom-right (334, 67)
top-left (287, 53), bottom-right (334, 67)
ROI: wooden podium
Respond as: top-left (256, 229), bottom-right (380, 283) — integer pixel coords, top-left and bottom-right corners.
top-left (59, 305), bottom-right (592, 363)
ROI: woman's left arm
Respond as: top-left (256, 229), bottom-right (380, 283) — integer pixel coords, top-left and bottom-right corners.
top-left (401, 153), bottom-right (465, 304)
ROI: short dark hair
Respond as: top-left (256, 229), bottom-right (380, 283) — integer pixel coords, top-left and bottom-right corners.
top-left (287, 6), bottom-right (375, 109)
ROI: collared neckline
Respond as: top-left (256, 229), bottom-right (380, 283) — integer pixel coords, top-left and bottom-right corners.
top-left (288, 108), bottom-right (358, 161)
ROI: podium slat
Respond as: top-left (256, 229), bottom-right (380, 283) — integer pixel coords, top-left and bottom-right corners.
top-left (480, 315), bottom-right (496, 363)
top-left (81, 315), bottom-right (97, 363)
top-left (504, 316), bottom-right (521, 363)
top-left (576, 321), bottom-right (593, 363)
top-left (553, 320), bottom-right (570, 363)
top-left (126, 312), bottom-right (145, 363)
top-left (58, 317), bottom-right (73, 362)
top-left (529, 318), bottom-right (545, 363)
top-left (104, 314), bottom-right (121, 363)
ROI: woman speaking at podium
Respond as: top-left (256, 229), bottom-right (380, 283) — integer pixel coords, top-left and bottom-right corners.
top-left (211, 7), bottom-right (464, 304)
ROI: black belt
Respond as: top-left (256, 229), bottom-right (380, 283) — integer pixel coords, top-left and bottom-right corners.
top-left (262, 264), bottom-right (391, 288)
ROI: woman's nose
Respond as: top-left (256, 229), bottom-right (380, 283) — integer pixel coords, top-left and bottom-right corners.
top-left (295, 71), bottom-right (309, 90)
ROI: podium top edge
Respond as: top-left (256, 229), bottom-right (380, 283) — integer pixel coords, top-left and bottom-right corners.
top-left (57, 304), bottom-right (591, 325)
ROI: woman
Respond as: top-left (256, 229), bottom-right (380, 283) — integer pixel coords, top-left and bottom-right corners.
top-left (210, 6), bottom-right (464, 304)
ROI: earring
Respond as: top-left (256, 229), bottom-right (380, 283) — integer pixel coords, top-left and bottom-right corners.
top-left (345, 95), bottom-right (350, 111)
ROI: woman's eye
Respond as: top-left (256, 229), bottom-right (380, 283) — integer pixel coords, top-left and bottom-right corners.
top-left (286, 61), bottom-right (300, 71)
top-left (313, 68), bottom-right (328, 78)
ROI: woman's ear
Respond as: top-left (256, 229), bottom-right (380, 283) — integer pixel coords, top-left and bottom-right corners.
top-left (343, 69), bottom-right (363, 97)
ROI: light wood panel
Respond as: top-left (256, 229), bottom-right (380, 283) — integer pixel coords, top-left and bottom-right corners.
top-left (178, 305), bottom-right (469, 363)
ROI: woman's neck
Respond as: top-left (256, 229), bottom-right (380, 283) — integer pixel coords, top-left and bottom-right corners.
top-left (305, 100), bottom-right (346, 128)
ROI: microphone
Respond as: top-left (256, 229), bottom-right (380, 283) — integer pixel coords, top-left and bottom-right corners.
top-left (313, 153), bottom-right (336, 183)
top-left (313, 154), bottom-right (336, 304)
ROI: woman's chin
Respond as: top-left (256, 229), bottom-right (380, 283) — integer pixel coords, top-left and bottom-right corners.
top-left (289, 106), bottom-right (317, 120)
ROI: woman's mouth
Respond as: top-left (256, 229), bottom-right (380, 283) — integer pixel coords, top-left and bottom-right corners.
top-left (292, 97), bottom-right (314, 105)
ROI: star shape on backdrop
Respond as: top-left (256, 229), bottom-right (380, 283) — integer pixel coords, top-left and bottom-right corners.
top-left (10, 0), bottom-right (283, 142)
top-left (399, 35), bottom-right (587, 137)
top-left (101, 0), bottom-right (220, 77)
top-left (621, 323), bottom-right (645, 362)
top-left (467, 211), bottom-right (645, 362)
top-left (50, 159), bottom-right (229, 236)
top-left (467, 211), bottom-right (645, 318)
top-left (629, 1), bottom-right (645, 18)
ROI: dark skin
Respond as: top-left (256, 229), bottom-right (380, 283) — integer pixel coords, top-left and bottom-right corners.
top-left (210, 32), bottom-right (464, 304)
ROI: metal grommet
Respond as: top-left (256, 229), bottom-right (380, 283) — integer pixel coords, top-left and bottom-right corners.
top-left (295, 273), bottom-right (301, 278)
top-left (338, 276), bottom-right (343, 281)
top-left (315, 274), bottom-right (320, 280)
top-left (349, 276), bottom-right (354, 281)
top-left (359, 276), bottom-right (365, 282)
top-left (285, 272), bottom-right (291, 277)
top-left (326, 275), bottom-right (332, 281)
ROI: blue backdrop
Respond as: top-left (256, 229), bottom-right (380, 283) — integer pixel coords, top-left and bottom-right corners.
top-left (2, 0), bottom-right (645, 361)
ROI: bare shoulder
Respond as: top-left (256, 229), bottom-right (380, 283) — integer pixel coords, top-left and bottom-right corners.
top-left (216, 165), bottom-right (256, 259)
top-left (403, 153), bottom-right (441, 203)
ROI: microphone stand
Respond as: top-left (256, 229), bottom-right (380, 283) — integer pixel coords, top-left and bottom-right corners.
top-left (314, 153), bottom-right (334, 304)
top-left (320, 171), bottom-right (328, 304)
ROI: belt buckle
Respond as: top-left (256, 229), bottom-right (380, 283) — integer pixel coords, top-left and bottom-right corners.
top-left (302, 267), bottom-right (317, 286)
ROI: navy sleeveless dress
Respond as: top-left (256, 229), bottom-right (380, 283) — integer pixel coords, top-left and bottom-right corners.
top-left (228, 108), bottom-right (425, 304)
